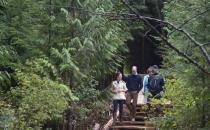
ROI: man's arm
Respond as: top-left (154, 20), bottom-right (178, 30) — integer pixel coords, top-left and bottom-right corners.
top-left (138, 75), bottom-right (143, 92)
top-left (160, 77), bottom-right (165, 91)
top-left (141, 76), bottom-right (143, 89)
top-left (122, 82), bottom-right (128, 92)
top-left (123, 74), bottom-right (128, 82)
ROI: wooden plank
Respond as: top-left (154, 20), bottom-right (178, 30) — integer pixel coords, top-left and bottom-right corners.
top-left (136, 112), bottom-right (147, 116)
top-left (114, 121), bottom-right (154, 126)
top-left (122, 116), bottom-right (148, 121)
top-left (111, 125), bottom-right (156, 130)
top-left (115, 121), bottom-right (146, 125)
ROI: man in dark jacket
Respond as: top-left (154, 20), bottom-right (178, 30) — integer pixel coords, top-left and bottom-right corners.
top-left (124, 66), bottom-right (143, 121)
top-left (148, 65), bottom-right (165, 99)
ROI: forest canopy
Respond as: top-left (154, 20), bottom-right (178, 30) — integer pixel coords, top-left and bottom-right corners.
top-left (0, 0), bottom-right (210, 130)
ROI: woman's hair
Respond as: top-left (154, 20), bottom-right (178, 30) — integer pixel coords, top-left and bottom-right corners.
top-left (115, 72), bottom-right (122, 79)
top-left (147, 66), bottom-right (153, 74)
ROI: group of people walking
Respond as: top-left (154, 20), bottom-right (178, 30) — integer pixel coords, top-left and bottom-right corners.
top-left (111, 65), bottom-right (165, 123)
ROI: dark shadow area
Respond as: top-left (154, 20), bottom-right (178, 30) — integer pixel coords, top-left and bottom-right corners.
top-left (125, 0), bottom-right (164, 73)
top-left (126, 29), bottom-right (163, 73)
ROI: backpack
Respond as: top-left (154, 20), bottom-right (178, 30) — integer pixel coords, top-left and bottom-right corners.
top-left (148, 75), bottom-right (163, 93)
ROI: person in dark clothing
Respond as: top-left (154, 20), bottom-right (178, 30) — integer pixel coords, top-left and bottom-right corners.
top-left (148, 65), bottom-right (165, 99)
top-left (124, 66), bottom-right (143, 121)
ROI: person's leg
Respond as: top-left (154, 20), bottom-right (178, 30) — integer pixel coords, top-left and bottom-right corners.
top-left (144, 95), bottom-right (148, 104)
top-left (129, 92), bottom-right (135, 120)
top-left (126, 92), bottom-right (133, 119)
top-left (155, 93), bottom-right (162, 99)
top-left (148, 92), bottom-right (156, 102)
top-left (153, 93), bottom-right (162, 116)
top-left (152, 92), bottom-right (160, 99)
top-left (147, 92), bottom-right (152, 102)
top-left (112, 100), bottom-right (118, 123)
top-left (132, 91), bottom-right (139, 120)
top-left (118, 100), bottom-right (124, 122)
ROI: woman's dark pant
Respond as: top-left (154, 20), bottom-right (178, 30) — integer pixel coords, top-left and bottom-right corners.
top-left (113, 100), bottom-right (125, 121)
top-left (113, 100), bottom-right (125, 113)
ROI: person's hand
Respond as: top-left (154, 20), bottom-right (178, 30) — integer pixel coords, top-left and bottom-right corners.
top-left (160, 91), bottom-right (164, 96)
top-left (144, 92), bottom-right (149, 96)
top-left (115, 89), bottom-right (122, 93)
top-left (139, 91), bottom-right (144, 95)
top-left (117, 89), bottom-right (125, 92)
top-left (114, 89), bottom-right (119, 93)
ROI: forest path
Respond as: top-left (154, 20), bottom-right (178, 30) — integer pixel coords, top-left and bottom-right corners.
top-left (103, 92), bottom-right (171, 130)
top-left (103, 93), bottom-right (154, 130)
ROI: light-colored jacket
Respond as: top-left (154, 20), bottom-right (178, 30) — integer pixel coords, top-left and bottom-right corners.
top-left (143, 75), bottom-right (149, 93)
top-left (112, 80), bottom-right (127, 100)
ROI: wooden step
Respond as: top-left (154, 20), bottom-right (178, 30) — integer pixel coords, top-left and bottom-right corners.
top-left (137, 104), bottom-right (145, 107)
top-left (115, 121), bottom-right (146, 126)
top-left (122, 116), bottom-right (148, 121)
top-left (137, 103), bottom-right (173, 109)
top-left (136, 107), bottom-right (146, 112)
top-left (111, 125), bottom-right (156, 130)
top-left (115, 121), bottom-right (154, 126)
top-left (136, 112), bottom-right (147, 116)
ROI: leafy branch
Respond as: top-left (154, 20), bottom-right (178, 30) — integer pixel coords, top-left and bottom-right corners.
top-left (121, 0), bottom-right (210, 76)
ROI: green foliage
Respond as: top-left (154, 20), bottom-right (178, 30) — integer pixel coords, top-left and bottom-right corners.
top-left (0, 100), bottom-right (15, 130)
top-left (25, 57), bottom-right (58, 79)
top-left (72, 77), bottom-right (112, 129)
top-left (0, 0), bottom-right (133, 129)
top-left (0, 46), bottom-right (17, 66)
top-left (0, 46), bottom-right (17, 92)
top-left (0, 71), bottom-right (12, 92)
top-left (7, 72), bottom-right (72, 129)
top-left (155, 0), bottom-right (210, 129)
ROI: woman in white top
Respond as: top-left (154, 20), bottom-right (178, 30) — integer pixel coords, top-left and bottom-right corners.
top-left (111, 72), bottom-right (127, 123)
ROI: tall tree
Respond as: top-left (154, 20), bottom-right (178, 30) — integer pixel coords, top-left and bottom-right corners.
top-left (0, 0), bottom-right (132, 129)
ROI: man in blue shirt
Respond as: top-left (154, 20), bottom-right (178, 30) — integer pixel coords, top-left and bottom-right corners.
top-left (124, 66), bottom-right (143, 121)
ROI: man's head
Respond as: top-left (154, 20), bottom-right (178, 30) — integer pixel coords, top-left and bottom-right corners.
top-left (131, 66), bottom-right (138, 75)
top-left (152, 65), bottom-right (159, 74)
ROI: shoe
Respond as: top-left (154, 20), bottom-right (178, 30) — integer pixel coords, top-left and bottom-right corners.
top-left (131, 118), bottom-right (135, 121)
top-left (113, 112), bottom-right (117, 124)
top-left (119, 115), bottom-right (122, 122)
